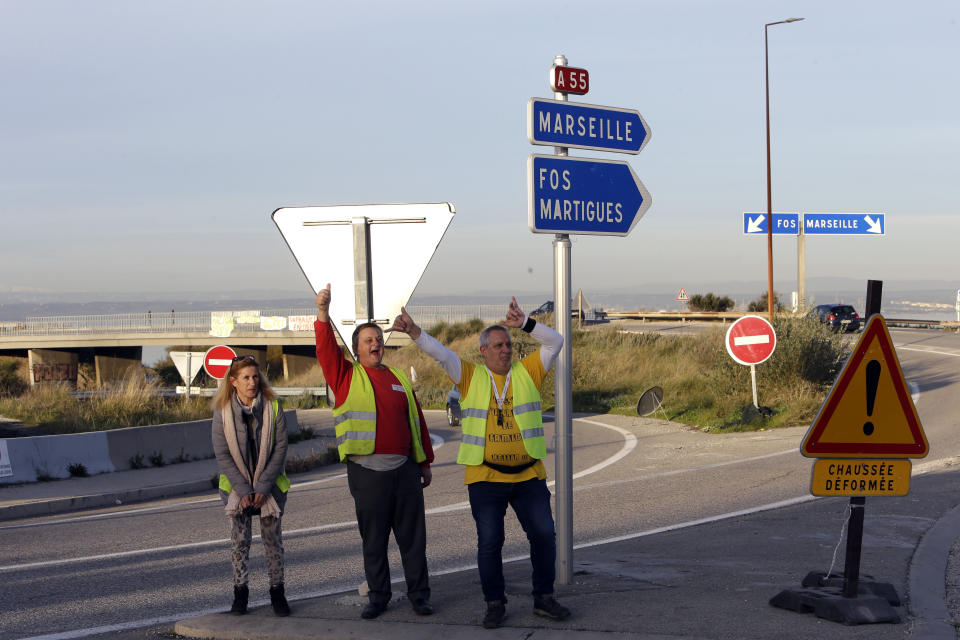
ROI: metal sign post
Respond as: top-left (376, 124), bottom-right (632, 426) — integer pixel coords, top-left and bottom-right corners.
top-left (529, 54), bottom-right (652, 584)
top-left (550, 54), bottom-right (574, 586)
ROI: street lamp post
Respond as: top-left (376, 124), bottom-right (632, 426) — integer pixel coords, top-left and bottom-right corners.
top-left (765, 17), bottom-right (804, 320)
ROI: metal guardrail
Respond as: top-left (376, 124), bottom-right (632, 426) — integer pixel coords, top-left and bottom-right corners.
top-left (4, 306), bottom-right (954, 339)
top-left (73, 386), bottom-right (328, 399)
top-left (0, 304), bottom-right (530, 339)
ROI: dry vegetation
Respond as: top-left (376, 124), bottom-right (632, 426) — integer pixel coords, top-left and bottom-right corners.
top-left (0, 314), bottom-right (848, 434)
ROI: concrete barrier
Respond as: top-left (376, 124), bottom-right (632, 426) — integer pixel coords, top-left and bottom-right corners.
top-left (0, 410), bottom-right (300, 484)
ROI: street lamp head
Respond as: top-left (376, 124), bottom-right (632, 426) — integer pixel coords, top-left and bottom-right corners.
top-left (766, 17), bottom-right (805, 27)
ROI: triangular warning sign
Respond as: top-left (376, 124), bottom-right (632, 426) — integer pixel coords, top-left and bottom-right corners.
top-left (801, 314), bottom-right (927, 458)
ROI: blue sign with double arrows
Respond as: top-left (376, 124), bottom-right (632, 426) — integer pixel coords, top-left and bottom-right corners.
top-left (743, 212), bottom-right (800, 235)
top-left (527, 98), bottom-right (651, 154)
top-left (802, 212), bottom-right (884, 235)
top-left (528, 155), bottom-right (651, 236)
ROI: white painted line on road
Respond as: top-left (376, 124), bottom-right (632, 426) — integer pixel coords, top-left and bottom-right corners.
top-left (733, 334), bottom-right (769, 346)
top-left (572, 495), bottom-right (816, 549)
top-left (0, 473), bottom-right (348, 532)
top-left (0, 497), bottom-right (221, 531)
top-left (896, 344), bottom-right (960, 358)
top-left (16, 607), bottom-right (226, 640)
top-left (573, 448), bottom-right (797, 492)
top-left (909, 380), bottom-right (921, 405)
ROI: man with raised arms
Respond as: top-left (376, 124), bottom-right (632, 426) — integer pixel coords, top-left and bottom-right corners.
top-left (388, 297), bottom-right (570, 629)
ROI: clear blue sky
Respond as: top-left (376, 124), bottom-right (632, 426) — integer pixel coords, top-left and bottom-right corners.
top-left (2, 1), bottom-right (958, 301)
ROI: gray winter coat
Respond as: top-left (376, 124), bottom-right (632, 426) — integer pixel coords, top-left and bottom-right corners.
top-left (211, 393), bottom-right (288, 515)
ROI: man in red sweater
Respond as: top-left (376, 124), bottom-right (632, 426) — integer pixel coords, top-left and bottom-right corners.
top-left (314, 284), bottom-right (435, 619)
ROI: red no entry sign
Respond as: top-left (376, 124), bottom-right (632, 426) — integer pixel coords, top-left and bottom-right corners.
top-left (203, 345), bottom-right (237, 380)
top-left (725, 315), bottom-right (777, 366)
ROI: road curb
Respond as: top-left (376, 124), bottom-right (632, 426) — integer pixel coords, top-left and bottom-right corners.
top-left (907, 500), bottom-right (960, 639)
top-left (173, 612), bottom-right (684, 640)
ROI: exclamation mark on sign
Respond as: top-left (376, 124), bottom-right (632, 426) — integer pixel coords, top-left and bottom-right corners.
top-left (863, 359), bottom-right (881, 436)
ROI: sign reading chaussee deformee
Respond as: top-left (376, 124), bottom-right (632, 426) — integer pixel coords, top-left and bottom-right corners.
top-left (810, 459), bottom-right (911, 496)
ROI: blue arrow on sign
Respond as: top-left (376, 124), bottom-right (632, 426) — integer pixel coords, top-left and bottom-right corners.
top-left (528, 155), bottom-right (651, 236)
top-left (743, 212), bottom-right (800, 235)
top-left (527, 98), bottom-right (651, 154)
top-left (802, 212), bottom-right (885, 235)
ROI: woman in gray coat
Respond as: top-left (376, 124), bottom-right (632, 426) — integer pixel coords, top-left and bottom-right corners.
top-left (211, 355), bottom-right (291, 616)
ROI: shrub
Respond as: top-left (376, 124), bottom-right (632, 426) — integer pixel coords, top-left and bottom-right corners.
top-left (129, 453), bottom-right (146, 469)
top-left (748, 291), bottom-right (784, 312)
top-left (148, 451), bottom-right (165, 467)
top-left (688, 293), bottom-right (735, 312)
top-left (0, 358), bottom-right (27, 398)
top-left (67, 462), bottom-right (88, 477)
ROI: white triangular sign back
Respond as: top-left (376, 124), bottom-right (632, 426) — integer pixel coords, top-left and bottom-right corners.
top-left (272, 203), bottom-right (455, 348)
top-left (169, 351), bottom-right (206, 385)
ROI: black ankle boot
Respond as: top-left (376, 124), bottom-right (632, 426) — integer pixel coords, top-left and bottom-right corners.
top-left (230, 584), bottom-right (248, 615)
top-left (270, 583), bottom-right (291, 617)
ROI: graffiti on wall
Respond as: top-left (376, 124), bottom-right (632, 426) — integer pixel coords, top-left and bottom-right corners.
top-left (32, 363), bottom-right (78, 383)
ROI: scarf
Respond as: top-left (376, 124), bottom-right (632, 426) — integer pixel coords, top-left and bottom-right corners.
top-left (221, 394), bottom-right (281, 518)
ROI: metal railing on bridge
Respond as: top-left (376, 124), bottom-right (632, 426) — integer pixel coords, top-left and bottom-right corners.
top-left (0, 305), bottom-right (525, 339)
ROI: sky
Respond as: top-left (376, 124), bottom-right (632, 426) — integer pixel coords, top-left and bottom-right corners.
top-left (2, 0), bottom-right (958, 305)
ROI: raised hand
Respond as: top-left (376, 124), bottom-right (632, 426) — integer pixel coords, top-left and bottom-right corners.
top-left (315, 284), bottom-right (331, 322)
top-left (503, 296), bottom-right (526, 328)
top-left (385, 306), bottom-right (421, 340)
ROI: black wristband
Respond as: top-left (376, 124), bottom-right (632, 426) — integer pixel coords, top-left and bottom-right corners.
top-left (522, 316), bottom-right (536, 333)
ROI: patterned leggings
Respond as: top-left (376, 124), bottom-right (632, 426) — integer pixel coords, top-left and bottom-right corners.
top-left (230, 513), bottom-right (285, 587)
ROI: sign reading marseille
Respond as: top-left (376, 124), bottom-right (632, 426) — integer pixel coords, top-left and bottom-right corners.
top-left (527, 98), bottom-right (650, 154)
top-left (803, 212), bottom-right (884, 235)
top-left (528, 155), bottom-right (651, 236)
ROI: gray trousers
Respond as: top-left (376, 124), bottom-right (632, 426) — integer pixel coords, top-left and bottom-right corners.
top-left (230, 512), bottom-right (284, 587)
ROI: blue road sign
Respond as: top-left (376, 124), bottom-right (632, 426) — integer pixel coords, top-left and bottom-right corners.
top-left (528, 155), bottom-right (651, 236)
top-left (527, 98), bottom-right (651, 154)
top-left (802, 212), bottom-right (885, 235)
top-left (743, 212), bottom-right (800, 235)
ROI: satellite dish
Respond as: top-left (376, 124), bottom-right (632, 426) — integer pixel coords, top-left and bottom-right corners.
top-left (637, 386), bottom-right (663, 416)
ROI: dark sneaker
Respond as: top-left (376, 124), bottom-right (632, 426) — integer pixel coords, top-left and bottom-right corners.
top-left (482, 600), bottom-right (506, 629)
top-left (230, 584), bottom-right (248, 615)
top-left (361, 600), bottom-right (388, 619)
top-left (410, 597), bottom-right (434, 615)
top-left (533, 595), bottom-right (570, 620)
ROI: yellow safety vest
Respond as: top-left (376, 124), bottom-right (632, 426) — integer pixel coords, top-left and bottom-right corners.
top-left (219, 399), bottom-right (291, 494)
top-left (458, 362), bottom-right (545, 465)
top-left (332, 363), bottom-right (426, 463)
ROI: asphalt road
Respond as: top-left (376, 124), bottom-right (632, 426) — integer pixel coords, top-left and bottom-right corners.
top-left (1, 326), bottom-right (958, 640)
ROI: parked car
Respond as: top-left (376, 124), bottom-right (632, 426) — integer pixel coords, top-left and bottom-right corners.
top-left (809, 303), bottom-right (861, 332)
top-left (445, 386), bottom-right (461, 426)
top-left (529, 300), bottom-right (607, 323)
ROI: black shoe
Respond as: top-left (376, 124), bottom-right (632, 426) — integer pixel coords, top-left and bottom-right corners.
top-left (482, 600), bottom-right (506, 629)
top-left (230, 584), bottom-right (248, 615)
top-left (361, 600), bottom-right (388, 619)
top-left (533, 595), bottom-right (570, 620)
top-left (410, 597), bottom-right (434, 615)
top-left (270, 583), bottom-right (291, 617)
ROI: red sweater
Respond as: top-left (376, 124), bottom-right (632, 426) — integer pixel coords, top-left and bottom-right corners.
top-left (314, 320), bottom-right (433, 466)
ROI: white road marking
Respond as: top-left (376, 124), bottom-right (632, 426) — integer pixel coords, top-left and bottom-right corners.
top-left (0, 416), bottom-right (634, 572)
top-left (0, 473), bottom-right (348, 532)
top-left (896, 344), bottom-right (960, 358)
